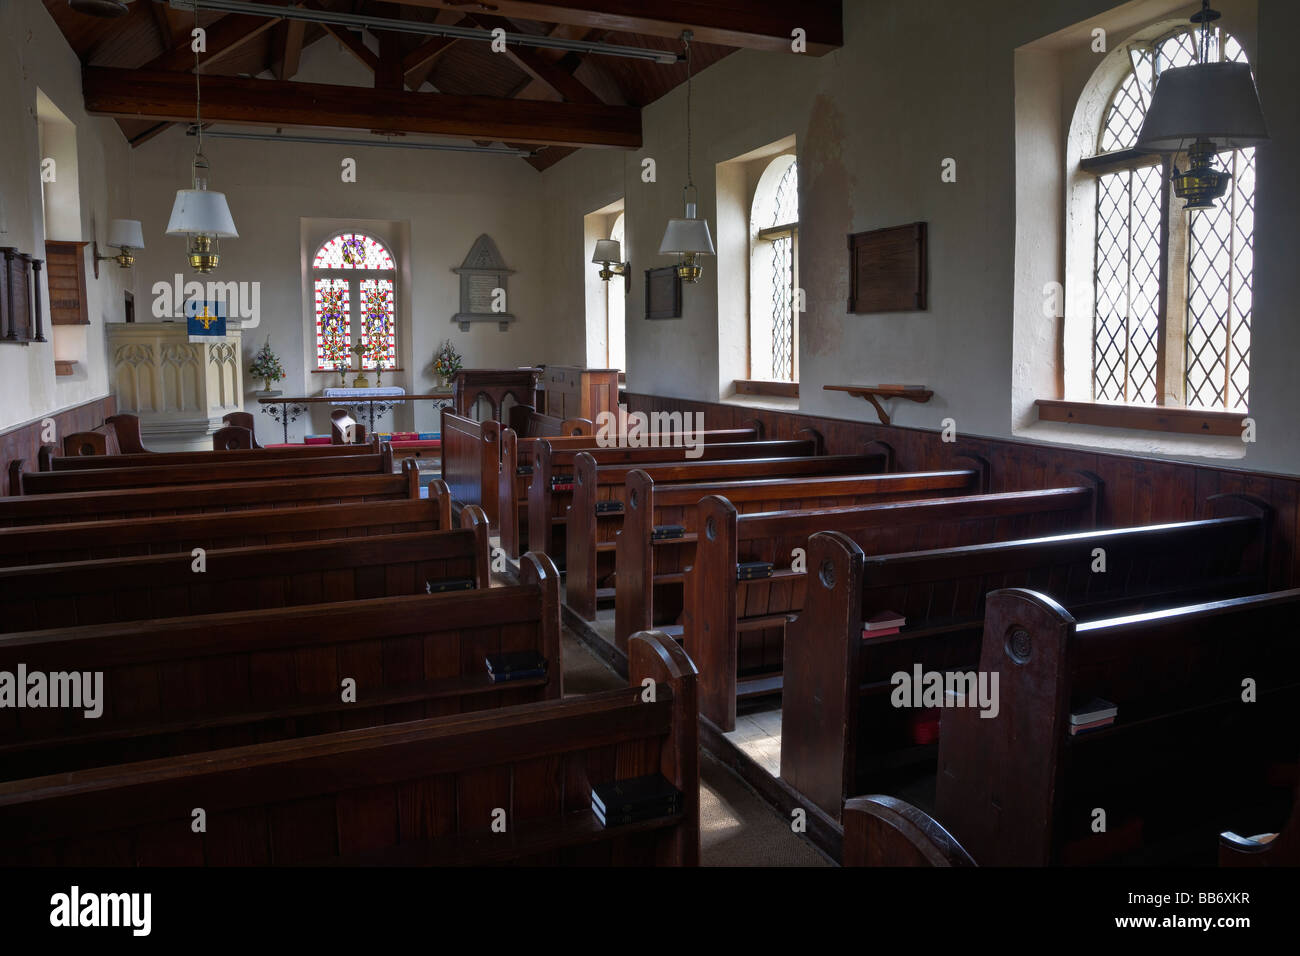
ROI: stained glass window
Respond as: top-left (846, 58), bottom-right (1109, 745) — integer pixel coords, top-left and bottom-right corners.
top-left (1088, 27), bottom-right (1253, 411)
top-left (312, 233), bottom-right (398, 370)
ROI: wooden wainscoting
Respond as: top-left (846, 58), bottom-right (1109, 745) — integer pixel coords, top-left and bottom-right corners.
top-left (0, 395), bottom-right (117, 495)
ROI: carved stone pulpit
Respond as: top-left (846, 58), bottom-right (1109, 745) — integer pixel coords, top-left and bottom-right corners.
top-left (107, 322), bottom-right (243, 451)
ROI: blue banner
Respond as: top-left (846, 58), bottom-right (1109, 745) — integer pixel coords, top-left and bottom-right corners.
top-left (186, 299), bottom-right (227, 340)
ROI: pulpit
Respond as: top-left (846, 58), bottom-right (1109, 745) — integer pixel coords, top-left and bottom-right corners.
top-left (106, 321), bottom-right (243, 451)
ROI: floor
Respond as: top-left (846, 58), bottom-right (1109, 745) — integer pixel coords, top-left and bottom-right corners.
top-left (558, 628), bottom-right (830, 867)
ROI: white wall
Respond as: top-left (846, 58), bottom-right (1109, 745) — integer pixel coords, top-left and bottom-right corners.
top-left (540, 0), bottom-right (1300, 475)
top-left (125, 40), bottom-right (566, 441)
top-left (0, 0), bottom-right (133, 433)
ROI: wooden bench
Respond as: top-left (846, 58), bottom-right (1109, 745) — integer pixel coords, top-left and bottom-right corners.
top-left (610, 464), bottom-right (983, 640)
top-left (9, 446), bottom-right (395, 495)
top-left (686, 481), bottom-right (1101, 731)
top-left (782, 494), bottom-right (1271, 824)
top-left (0, 461), bottom-right (422, 528)
top-left (0, 492), bottom-right (453, 567)
top-left (841, 795), bottom-right (976, 866)
top-left (532, 443), bottom-right (886, 566)
top-left (0, 551), bottom-right (562, 782)
top-left (0, 507), bottom-right (490, 632)
top-left (38, 438), bottom-right (381, 471)
top-left (934, 586), bottom-right (1300, 865)
top-left (1220, 782), bottom-right (1300, 866)
top-left (0, 631), bottom-right (699, 866)
top-left (497, 424), bottom-right (768, 557)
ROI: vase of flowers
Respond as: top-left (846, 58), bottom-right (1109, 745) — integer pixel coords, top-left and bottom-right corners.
top-left (249, 338), bottom-right (286, 395)
top-left (433, 339), bottom-right (462, 390)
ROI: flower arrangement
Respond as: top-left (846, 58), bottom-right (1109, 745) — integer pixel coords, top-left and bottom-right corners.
top-left (433, 339), bottom-right (463, 386)
top-left (248, 338), bottom-right (286, 392)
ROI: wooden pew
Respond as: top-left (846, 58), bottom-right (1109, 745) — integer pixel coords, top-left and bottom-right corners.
top-left (1220, 782), bottom-right (1300, 866)
top-left (687, 481), bottom-right (1100, 731)
top-left (0, 461), bottom-right (422, 528)
top-left (0, 631), bottom-right (699, 867)
top-left (783, 495), bottom-right (1270, 823)
top-left (531, 442), bottom-right (883, 564)
top-left (0, 507), bottom-right (490, 632)
top-left (505, 403), bottom-right (592, 439)
top-left (842, 795), bottom-right (976, 866)
top-left (38, 438), bottom-right (382, 471)
top-left (9, 446), bottom-right (394, 495)
top-left (610, 464), bottom-right (981, 636)
top-left (0, 492), bottom-right (453, 567)
top-left (0, 552), bottom-right (562, 782)
top-left (934, 587), bottom-right (1300, 865)
top-left (497, 423), bottom-right (768, 557)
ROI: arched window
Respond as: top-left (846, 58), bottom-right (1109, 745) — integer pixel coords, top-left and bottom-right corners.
top-left (749, 155), bottom-right (799, 382)
top-left (607, 212), bottom-right (626, 371)
top-left (312, 232), bottom-right (398, 371)
top-left (1086, 27), bottom-right (1254, 411)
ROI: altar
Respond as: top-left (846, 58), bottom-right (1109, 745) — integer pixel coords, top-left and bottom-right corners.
top-left (258, 390), bottom-right (453, 443)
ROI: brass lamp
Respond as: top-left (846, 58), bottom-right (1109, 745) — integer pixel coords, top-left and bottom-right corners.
top-left (1135, 2), bottom-right (1270, 210)
top-left (657, 30), bottom-right (715, 284)
top-left (592, 238), bottom-right (630, 292)
top-left (92, 219), bottom-right (144, 278)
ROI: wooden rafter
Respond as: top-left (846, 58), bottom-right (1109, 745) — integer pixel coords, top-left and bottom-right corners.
top-left (468, 14), bottom-right (601, 104)
top-left (144, 9), bottom-right (283, 72)
top-left (271, 17), bottom-right (307, 80)
top-left (386, 0), bottom-right (843, 54)
top-left (83, 66), bottom-right (642, 148)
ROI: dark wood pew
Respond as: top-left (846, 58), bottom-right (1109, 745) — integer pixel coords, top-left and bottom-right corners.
top-left (934, 586), bottom-right (1300, 865)
top-left (0, 461), bottom-right (422, 528)
top-left (610, 464), bottom-right (980, 636)
top-left (0, 507), bottom-right (490, 632)
top-left (9, 446), bottom-right (394, 495)
top-left (687, 481), bottom-right (1100, 731)
top-left (505, 403), bottom-right (593, 439)
top-left (532, 441), bottom-right (883, 565)
top-left (783, 495), bottom-right (1270, 824)
top-left (0, 493), bottom-right (453, 567)
top-left (842, 795), bottom-right (976, 867)
top-left (440, 411), bottom-right (507, 527)
top-left (497, 423), bottom-right (768, 557)
top-left (0, 631), bottom-right (699, 867)
top-left (38, 437), bottom-right (382, 471)
top-left (1220, 780), bottom-right (1300, 866)
top-left (0, 552), bottom-right (562, 782)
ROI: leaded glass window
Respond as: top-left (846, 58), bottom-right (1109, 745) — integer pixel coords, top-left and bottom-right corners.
top-left (1087, 27), bottom-right (1253, 411)
top-left (751, 156), bottom-right (799, 383)
top-left (312, 233), bottom-right (398, 370)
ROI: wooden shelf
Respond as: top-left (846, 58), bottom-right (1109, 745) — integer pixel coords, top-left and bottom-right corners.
top-left (824, 384), bottom-right (933, 425)
top-left (1035, 399), bottom-right (1244, 437)
top-left (54, 360), bottom-right (77, 377)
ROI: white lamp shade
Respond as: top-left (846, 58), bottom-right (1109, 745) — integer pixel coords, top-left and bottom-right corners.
top-left (106, 218), bottom-right (145, 249)
top-left (1136, 62), bottom-right (1270, 152)
top-left (592, 238), bottom-right (622, 263)
top-left (658, 217), bottom-right (716, 256)
top-left (165, 189), bottom-right (239, 238)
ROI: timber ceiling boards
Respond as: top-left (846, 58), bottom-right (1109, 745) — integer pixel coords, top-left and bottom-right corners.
top-left (46, 0), bottom-right (842, 171)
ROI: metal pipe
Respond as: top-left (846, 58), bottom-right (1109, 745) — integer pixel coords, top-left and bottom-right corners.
top-left (168, 0), bottom-right (682, 64)
top-left (187, 126), bottom-right (538, 157)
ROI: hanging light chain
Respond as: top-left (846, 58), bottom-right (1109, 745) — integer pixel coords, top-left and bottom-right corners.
top-left (684, 30), bottom-right (694, 190)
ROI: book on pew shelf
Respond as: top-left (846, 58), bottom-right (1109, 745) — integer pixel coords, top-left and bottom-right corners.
top-left (425, 578), bottom-right (475, 594)
top-left (516, 465), bottom-right (534, 476)
top-left (909, 708), bottom-right (941, 746)
top-left (485, 650), bottom-right (548, 683)
top-left (651, 524), bottom-right (685, 541)
top-left (737, 561), bottom-right (773, 581)
top-left (862, 610), bottom-right (906, 637)
top-left (305, 435), bottom-right (331, 445)
top-left (595, 500), bottom-right (625, 514)
top-left (551, 474), bottom-right (575, 490)
top-left (417, 432), bottom-right (439, 441)
top-left (591, 775), bottom-right (682, 827)
top-left (1070, 698), bottom-right (1117, 724)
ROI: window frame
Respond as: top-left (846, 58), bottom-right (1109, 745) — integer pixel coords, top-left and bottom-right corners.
top-left (1074, 26), bottom-right (1254, 415)
top-left (747, 154), bottom-right (800, 390)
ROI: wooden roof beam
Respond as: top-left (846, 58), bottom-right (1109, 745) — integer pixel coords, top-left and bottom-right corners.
top-left (387, 0), bottom-right (842, 54)
top-left (83, 66), bottom-right (642, 148)
top-left (467, 14), bottom-right (602, 104)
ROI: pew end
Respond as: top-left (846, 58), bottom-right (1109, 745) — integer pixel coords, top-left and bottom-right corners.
top-left (794, 427), bottom-right (825, 455)
top-left (740, 417), bottom-right (765, 440)
top-left (36, 444), bottom-right (58, 471)
top-left (519, 550), bottom-right (564, 700)
top-left (104, 413), bottom-right (149, 454)
top-left (864, 440), bottom-right (895, 472)
top-left (842, 795), bottom-right (977, 866)
top-left (459, 504), bottom-right (492, 588)
top-left (212, 424), bottom-right (255, 451)
top-left (628, 630), bottom-right (701, 866)
top-left (780, 531), bottom-right (866, 821)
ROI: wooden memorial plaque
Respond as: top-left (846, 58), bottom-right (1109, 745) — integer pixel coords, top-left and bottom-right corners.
top-left (847, 222), bottom-right (927, 313)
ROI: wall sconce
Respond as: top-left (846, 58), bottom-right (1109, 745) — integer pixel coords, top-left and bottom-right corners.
top-left (592, 238), bottom-right (630, 293)
top-left (93, 218), bottom-right (145, 278)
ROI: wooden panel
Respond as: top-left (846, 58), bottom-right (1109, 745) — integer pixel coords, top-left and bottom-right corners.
top-left (848, 222), bottom-right (927, 313)
top-left (43, 241), bottom-right (89, 326)
top-left (0, 396), bottom-right (115, 496)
